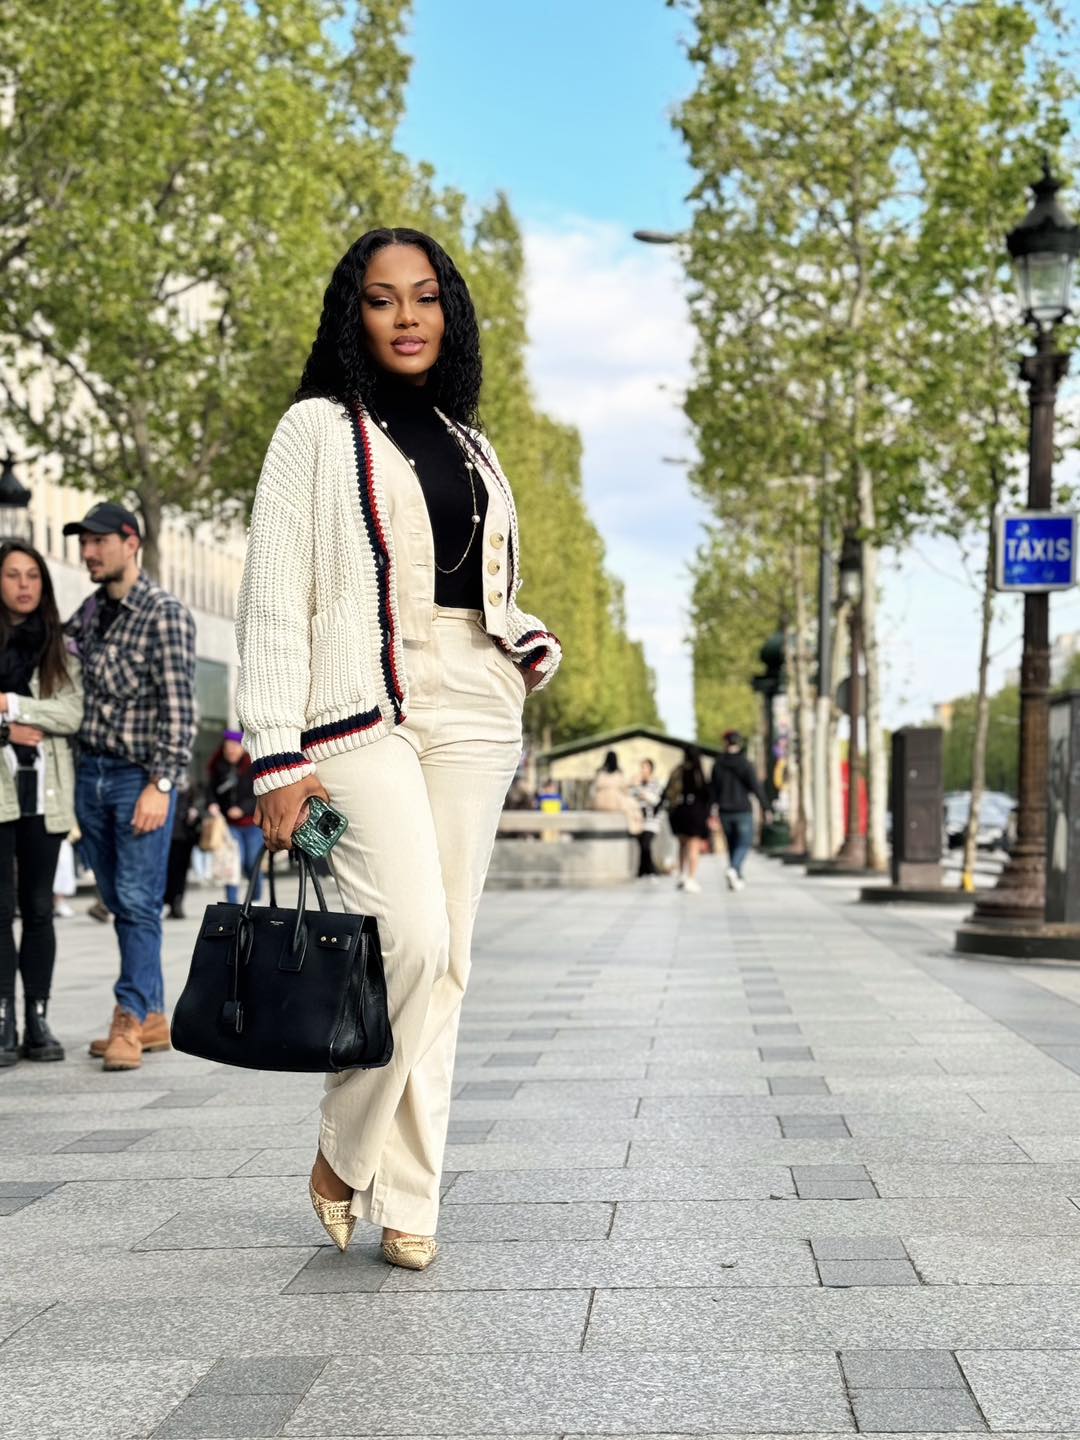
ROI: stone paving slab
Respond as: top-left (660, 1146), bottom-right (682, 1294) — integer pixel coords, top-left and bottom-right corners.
top-left (583, 1285), bottom-right (1080, 1351)
top-left (282, 1352), bottom-right (853, 1435)
top-left (0, 1245), bottom-right (315, 1303)
top-left (1, 1291), bottom-right (591, 1361)
top-left (625, 1136), bottom-right (1029, 1166)
top-left (958, 1349), bottom-right (1080, 1430)
top-left (0, 1360), bottom-right (210, 1440)
top-left (444, 1163), bottom-right (798, 1203)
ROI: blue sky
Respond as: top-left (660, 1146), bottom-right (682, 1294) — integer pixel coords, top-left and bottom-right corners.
top-left (397, 0), bottom-right (696, 236)
top-left (393, 0), bottom-right (1080, 740)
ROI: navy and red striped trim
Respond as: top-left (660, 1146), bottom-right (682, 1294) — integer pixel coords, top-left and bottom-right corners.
top-left (301, 706), bottom-right (384, 750)
top-left (351, 408), bottom-right (404, 723)
top-left (251, 752), bottom-right (311, 783)
top-left (499, 628), bottom-right (559, 673)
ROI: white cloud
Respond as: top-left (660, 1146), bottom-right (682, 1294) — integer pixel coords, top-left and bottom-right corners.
top-left (523, 218), bottom-right (705, 736)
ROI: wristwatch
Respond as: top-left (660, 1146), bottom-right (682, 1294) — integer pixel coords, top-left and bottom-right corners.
top-left (153, 776), bottom-right (174, 795)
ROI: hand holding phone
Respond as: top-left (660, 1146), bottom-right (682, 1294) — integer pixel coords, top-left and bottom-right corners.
top-left (291, 795), bottom-right (349, 859)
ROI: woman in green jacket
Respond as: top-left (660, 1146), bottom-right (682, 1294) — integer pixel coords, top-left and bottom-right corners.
top-left (0, 541), bottom-right (83, 1065)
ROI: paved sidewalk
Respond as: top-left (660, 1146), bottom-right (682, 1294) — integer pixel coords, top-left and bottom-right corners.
top-left (5, 855), bottom-right (1080, 1436)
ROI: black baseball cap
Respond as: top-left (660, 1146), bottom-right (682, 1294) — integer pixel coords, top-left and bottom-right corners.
top-left (63, 502), bottom-right (141, 541)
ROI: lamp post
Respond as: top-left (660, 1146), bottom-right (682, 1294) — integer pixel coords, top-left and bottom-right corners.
top-left (958, 163), bottom-right (1079, 949)
top-left (0, 454), bottom-right (32, 539)
top-left (833, 527), bottom-right (866, 869)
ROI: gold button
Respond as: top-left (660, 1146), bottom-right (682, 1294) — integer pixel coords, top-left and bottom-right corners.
top-left (491, 533), bottom-right (505, 549)
top-left (487, 560), bottom-right (501, 575)
top-left (488, 589), bottom-right (503, 605)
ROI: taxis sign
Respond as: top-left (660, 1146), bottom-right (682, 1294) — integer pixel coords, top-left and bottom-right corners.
top-left (996, 511), bottom-right (1078, 593)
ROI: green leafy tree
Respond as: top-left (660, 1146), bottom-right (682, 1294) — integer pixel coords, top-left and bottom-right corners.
top-left (0, 0), bottom-right (428, 573)
top-left (671, 0), bottom-right (1073, 867)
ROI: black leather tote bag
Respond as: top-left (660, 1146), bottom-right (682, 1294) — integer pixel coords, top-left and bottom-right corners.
top-left (172, 852), bottom-right (392, 1073)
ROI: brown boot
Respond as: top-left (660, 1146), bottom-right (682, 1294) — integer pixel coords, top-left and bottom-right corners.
top-left (101, 1008), bottom-right (143, 1071)
top-left (89, 1009), bottom-right (170, 1059)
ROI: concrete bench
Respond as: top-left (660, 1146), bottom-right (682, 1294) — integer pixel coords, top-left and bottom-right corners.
top-left (487, 809), bottom-right (638, 889)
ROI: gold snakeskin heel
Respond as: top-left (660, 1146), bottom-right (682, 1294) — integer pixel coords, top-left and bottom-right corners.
top-left (309, 1178), bottom-right (356, 1252)
top-left (381, 1234), bottom-right (439, 1271)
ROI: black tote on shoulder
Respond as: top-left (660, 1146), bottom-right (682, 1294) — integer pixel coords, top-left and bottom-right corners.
top-left (171, 852), bottom-right (392, 1074)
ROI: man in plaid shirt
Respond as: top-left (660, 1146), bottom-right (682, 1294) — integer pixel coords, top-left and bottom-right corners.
top-left (64, 503), bottom-right (197, 1071)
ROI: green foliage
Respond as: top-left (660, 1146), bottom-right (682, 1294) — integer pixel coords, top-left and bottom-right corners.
top-left (672, 0), bottom-right (1074, 736)
top-left (690, 530), bottom-right (787, 746)
top-left (942, 684), bottom-right (1021, 794)
top-left (0, 0), bottom-right (439, 565)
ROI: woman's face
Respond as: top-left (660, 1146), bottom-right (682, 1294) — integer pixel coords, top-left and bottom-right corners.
top-left (1, 551), bottom-right (42, 622)
top-left (222, 739), bottom-right (243, 765)
top-left (360, 243), bottom-right (445, 386)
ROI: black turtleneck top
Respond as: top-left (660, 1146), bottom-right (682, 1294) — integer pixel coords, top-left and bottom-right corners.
top-left (370, 376), bottom-right (488, 611)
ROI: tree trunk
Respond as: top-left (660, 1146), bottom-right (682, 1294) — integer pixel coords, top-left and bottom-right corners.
top-left (961, 476), bottom-right (1001, 892)
top-left (791, 543), bottom-right (815, 851)
top-left (136, 482), bottom-right (163, 582)
top-left (783, 621), bottom-right (804, 848)
top-left (830, 598), bottom-right (851, 856)
top-left (855, 473), bottom-right (888, 871)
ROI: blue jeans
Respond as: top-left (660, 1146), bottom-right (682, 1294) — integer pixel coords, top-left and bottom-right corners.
top-left (720, 811), bottom-right (754, 877)
top-left (226, 824), bottom-right (264, 905)
top-left (76, 757), bottom-right (176, 1021)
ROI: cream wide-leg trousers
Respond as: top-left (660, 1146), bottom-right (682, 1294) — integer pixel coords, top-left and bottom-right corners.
top-left (316, 609), bottom-right (524, 1234)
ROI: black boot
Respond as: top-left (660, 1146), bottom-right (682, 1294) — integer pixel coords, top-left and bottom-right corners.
top-left (0, 996), bottom-right (16, 1066)
top-left (21, 998), bottom-right (64, 1062)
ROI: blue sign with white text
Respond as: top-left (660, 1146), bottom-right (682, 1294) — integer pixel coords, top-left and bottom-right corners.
top-left (996, 512), bottom-right (1078, 593)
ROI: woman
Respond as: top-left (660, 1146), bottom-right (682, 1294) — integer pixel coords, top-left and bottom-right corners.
top-left (664, 745), bottom-right (711, 894)
top-left (589, 750), bottom-right (643, 838)
top-left (0, 541), bottom-right (83, 1064)
top-left (629, 758), bottom-right (663, 878)
top-left (236, 228), bottom-right (560, 1269)
top-left (205, 730), bottom-right (262, 905)
top-left (163, 785), bottom-right (202, 919)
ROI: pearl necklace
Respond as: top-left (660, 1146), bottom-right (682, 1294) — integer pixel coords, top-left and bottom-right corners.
top-left (371, 410), bottom-right (482, 576)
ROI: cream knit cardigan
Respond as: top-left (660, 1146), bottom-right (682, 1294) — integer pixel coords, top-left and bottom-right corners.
top-left (236, 397), bottom-right (561, 796)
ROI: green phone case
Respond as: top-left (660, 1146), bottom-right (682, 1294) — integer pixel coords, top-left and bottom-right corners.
top-left (291, 795), bottom-right (349, 859)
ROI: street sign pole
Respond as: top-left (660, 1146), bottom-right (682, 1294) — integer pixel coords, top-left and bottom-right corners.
top-left (962, 326), bottom-right (1070, 939)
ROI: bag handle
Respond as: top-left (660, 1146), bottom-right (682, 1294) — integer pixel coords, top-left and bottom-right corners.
top-left (238, 848), bottom-right (328, 914)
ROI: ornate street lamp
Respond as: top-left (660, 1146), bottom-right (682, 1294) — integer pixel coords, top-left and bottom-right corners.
top-left (0, 454), bottom-right (32, 542)
top-left (0, 455), bottom-right (31, 511)
top-left (959, 163), bottom-right (1080, 950)
top-left (1008, 162), bottom-right (1079, 326)
top-left (833, 527), bottom-right (866, 869)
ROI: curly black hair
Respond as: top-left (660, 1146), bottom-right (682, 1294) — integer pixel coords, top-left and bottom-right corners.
top-left (296, 228), bottom-right (482, 427)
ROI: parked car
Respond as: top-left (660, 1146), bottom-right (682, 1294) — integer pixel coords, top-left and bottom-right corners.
top-left (943, 790), bottom-right (1016, 851)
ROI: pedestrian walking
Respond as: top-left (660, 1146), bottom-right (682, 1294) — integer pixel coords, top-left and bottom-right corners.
top-left (65, 502), bottom-right (196, 1072)
top-left (236, 228), bottom-right (560, 1269)
top-left (0, 541), bottom-right (83, 1065)
top-left (711, 730), bottom-right (770, 891)
top-left (205, 729), bottom-right (263, 905)
top-left (588, 751), bottom-right (643, 837)
top-left (629, 757), bottom-right (663, 878)
top-left (163, 784), bottom-right (201, 920)
top-left (664, 745), bottom-right (711, 894)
